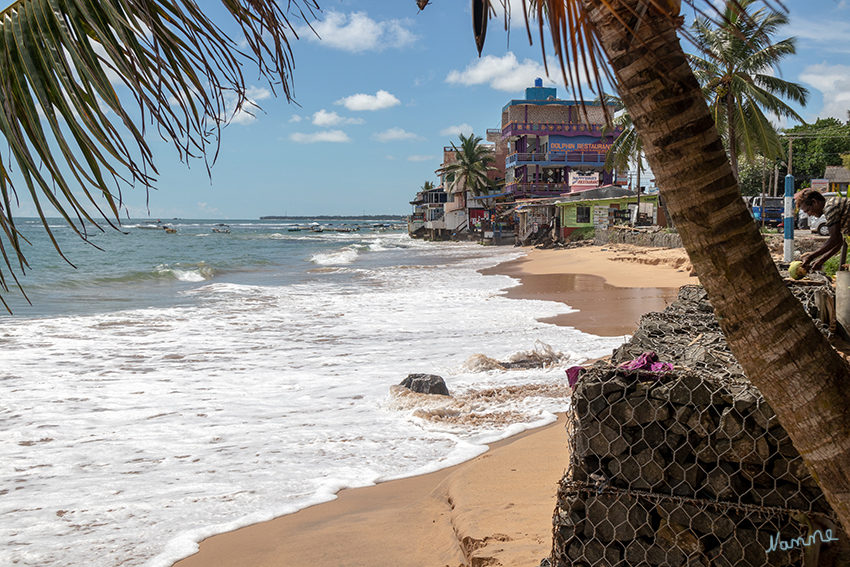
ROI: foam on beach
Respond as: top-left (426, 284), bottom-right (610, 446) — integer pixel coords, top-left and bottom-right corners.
top-left (1, 228), bottom-right (625, 567)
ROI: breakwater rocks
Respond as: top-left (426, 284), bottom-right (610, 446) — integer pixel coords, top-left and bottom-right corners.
top-left (550, 283), bottom-right (847, 566)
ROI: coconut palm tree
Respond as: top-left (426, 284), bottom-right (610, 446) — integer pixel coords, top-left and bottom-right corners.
top-left (598, 93), bottom-right (645, 196)
top-left (451, 0), bottom-right (850, 535)
top-left (0, 0), bottom-right (317, 310)
top-left (687, 0), bottom-right (809, 181)
top-left (440, 133), bottom-right (497, 232)
top-left (421, 181), bottom-right (436, 191)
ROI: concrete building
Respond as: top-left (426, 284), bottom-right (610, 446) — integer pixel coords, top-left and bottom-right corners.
top-left (498, 79), bottom-right (623, 199)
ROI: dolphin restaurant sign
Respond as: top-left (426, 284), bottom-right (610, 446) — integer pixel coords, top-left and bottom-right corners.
top-left (548, 135), bottom-right (612, 153)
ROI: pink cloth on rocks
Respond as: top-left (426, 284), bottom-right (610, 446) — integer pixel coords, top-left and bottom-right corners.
top-left (619, 351), bottom-right (673, 374)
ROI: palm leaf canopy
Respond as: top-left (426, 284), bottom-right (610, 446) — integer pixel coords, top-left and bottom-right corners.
top-left (596, 92), bottom-right (639, 175)
top-left (440, 133), bottom-right (498, 198)
top-left (0, 0), bottom-right (317, 309)
top-left (687, 0), bottom-right (808, 166)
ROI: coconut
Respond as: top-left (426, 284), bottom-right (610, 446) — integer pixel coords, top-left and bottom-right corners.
top-left (789, 260), bottom-right (808, 280)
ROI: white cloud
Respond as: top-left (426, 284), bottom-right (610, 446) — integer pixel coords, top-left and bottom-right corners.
top-left (300, 12), bottom-right (418, 53)
top-left (312, 109), bottom-right (365, 126)
top-left (223, 86), bottom-right (273, 125)
top-left (489, 0), bottom-right (541, 30)
top-left (335, 90), bottom-right (401, 111)
top-left (446, 53), bottom-right (565, 92)
top-left (440, 124), bottom-right (474, 137)
top-left (786, 17), bottom-right (850, 52)
top-left (246, 86), bottom-right (272, 101)
top-left (372, 127), bottom-right (423, 142)
top-left (407, 155), bottom-right (436, 162)
top-left (289, 114), bottom-right (303, 123)
top-left (289, 130), bottom-right (352, 143)
top-left (799, 62), bottom-right (850, 120)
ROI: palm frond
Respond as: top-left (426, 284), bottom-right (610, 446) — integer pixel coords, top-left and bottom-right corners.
top-left (0, 0), bottom-right (318, 308)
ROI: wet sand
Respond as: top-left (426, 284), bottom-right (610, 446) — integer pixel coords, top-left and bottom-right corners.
top-left (481, 244), bottom-right (698, 337)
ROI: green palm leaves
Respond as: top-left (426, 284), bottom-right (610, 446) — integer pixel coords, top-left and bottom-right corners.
top-left (688, 0), bottom-right (808, 179)
top-left (0, 0), bottom-right (316, 309)
top-left (441, 133), bottom-right (497, 198)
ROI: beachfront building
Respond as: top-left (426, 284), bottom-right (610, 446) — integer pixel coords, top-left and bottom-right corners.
top-left (499, 79), bottom-right (623, 199)
top-left (439, 140), bottom-right (506, 237)
top-left (514, 198), bottom-right (562, 245)
top-left (408, 186), bottom-right (448, 237)
top-left (555, 186), bottom-right (669, 239)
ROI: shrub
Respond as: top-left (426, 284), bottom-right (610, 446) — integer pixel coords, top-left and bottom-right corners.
top-left (568, 227), bottom-right (596, 242)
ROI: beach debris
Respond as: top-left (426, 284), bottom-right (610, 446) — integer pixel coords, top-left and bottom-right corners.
top-left (463, 354), bottom-right (506, 372)
top-left (464, 340), bottom-right (571, 372)
top-left (398, 373), bottom-right (450, 396)
top-left (551, 282), bottom-right (846, 567)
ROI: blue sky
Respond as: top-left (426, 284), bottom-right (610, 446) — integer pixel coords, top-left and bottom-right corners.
top-left (14, 0), bottom-right (850, 219)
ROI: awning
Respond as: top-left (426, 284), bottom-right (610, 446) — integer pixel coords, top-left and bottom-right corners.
top-left (469, 192), bottom-right (512, 200)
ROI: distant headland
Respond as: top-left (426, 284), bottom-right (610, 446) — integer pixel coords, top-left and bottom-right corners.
top-left (260, 215), bottom-right (406, 221)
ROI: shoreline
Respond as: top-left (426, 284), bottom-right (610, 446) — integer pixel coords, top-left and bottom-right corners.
top-left (175, 414), bottom-right (568, 567)
top-left (481, 243), bottom-right (699, 337)
top-left (173, 242), bottom-right (699, 567)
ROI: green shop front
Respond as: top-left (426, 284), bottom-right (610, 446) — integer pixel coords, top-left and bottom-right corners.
top-left (556, 187), bottom-right (668, 239)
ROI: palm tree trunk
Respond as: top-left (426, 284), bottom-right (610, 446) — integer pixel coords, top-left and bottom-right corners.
top-left (726, 90), bottom-right (739, 182)
top-left (583, 0), bottom-right (850, 534)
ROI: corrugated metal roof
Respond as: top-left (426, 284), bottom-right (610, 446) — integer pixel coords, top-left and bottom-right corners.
top-left (824, 166), bottom-right (850, 183)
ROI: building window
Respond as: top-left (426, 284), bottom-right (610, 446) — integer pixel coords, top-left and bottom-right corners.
top-left (576, 206), bottom-right (591, 224)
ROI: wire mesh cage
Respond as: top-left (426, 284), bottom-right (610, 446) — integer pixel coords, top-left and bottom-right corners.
top-left (551, 283), bottom-right (846, 567)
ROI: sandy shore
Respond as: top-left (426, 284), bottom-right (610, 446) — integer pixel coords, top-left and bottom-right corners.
top-left (174, 243), bottom-right (698, 567)
top-left (481, 243), bottom-right (699, 337)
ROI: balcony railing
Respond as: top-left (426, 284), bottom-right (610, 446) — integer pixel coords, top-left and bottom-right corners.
top-left (506, 182), bottom-right (570, 195)
top-left (501, 121), bottom-right (623, 139)
top-left (506, 151), bottom-right (607, 167)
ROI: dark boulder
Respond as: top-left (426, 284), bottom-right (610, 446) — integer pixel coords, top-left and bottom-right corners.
top-left (399, 374), bottom-right (450, 396)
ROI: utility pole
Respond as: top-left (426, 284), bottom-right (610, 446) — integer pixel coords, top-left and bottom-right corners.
top-left (788, 137), bottom-right (794, 177)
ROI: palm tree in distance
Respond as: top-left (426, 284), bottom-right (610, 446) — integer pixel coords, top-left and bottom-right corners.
top-left (438, 0), bottom-right (850, 535)
top-left (421, 181), bottom-right (436, 191)
top-left (687, 0), bottom-right (809, 180)
top-left (440, 133), bottom-right (497, 233)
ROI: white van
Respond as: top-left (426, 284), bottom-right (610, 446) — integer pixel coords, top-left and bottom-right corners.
top-left (809, 193), bottom-right (838, 236)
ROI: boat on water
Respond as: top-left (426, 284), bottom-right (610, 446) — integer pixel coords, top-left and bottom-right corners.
top-left (137, 220), bottom-right (167, 230)
top-left (212, 228), bottom-right (230, 233)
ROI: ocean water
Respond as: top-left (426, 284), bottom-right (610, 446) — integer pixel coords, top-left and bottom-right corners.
top-left (1, 218), bottom-right (625, 567)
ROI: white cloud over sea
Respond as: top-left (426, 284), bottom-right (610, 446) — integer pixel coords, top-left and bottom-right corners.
top-left (335, 90), bottom-right (401, 111)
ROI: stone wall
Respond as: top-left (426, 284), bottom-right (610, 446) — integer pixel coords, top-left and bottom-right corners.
top-left (594, 227), bottom-right (684, 249)
top-left (550, 285), bottom-right (845, 567)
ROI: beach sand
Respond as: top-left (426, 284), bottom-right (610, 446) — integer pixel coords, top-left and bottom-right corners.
top-left (174, 242), bottom-right (697, 567)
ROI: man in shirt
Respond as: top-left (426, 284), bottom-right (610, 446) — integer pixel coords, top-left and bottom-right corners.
top-left (796, 188), bottom-right (850, 271)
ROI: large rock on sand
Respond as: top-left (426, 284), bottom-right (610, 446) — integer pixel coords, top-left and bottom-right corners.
top-left (399, 374), bottom-right (450, 396)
